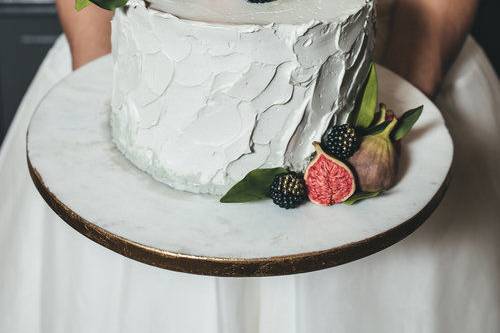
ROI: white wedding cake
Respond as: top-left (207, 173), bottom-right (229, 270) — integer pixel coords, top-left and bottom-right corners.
top-left (110, 0), bottom-right (375, 194)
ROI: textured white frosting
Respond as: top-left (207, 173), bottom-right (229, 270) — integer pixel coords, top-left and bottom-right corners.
top-left (110, 0), bottom-right (375, 194)
top-left (148, 0), bottom-right (369, 25)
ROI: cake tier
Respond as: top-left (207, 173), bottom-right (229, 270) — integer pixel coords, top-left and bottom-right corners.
top-left (147, 0), bottom-right (370, 25)
top-left (110, 0), bottom-right (375, 194)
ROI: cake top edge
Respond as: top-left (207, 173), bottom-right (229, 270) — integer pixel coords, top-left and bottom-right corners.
top-left (146, 0), bottom-right (372, 25)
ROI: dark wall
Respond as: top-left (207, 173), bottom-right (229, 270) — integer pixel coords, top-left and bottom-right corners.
top-left (0, 1), bottom-right (61, 145)
top-left (472, 0), bottom-right (500, 75)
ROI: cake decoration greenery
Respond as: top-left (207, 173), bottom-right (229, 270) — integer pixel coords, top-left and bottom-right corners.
top-left (344, 191), bottom-right (382, 205)
top-left (220, 63), bottom-right (424, 209)
top-left (220, 167), bottom-right (287, 203)
top-left (393, 105), bottom-right (424, 140)
top-left (75, 0), bottom-right (90, 11)
top-left (354, 64), bottom-right (378, 129)
top-left (75, 0), bottom-right (127, 11)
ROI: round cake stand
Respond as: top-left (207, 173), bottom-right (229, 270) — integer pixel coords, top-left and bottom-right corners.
top-left (27, 56), bottom-right (453, 277)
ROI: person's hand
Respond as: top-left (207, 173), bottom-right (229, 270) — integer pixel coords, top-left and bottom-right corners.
top-left (382, 0), bottom-right (478, 97)
top-left (56, 0), bottom-right (113, 70)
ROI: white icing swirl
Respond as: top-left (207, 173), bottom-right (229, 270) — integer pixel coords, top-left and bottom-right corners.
top-left (111, 1), bottom-right (375, 194)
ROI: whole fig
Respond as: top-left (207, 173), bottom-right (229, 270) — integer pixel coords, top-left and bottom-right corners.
top-left (348, 118), bottom-right (399, 192)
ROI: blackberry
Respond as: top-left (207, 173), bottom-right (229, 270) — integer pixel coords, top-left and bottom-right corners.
top-left (247, 0), bottom-right (276, 3)
top-left (269, 172), bottom-right (307, 209)
top-left (322, 124), bottom-right (359, 160)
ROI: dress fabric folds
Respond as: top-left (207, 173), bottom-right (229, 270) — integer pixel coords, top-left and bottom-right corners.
top-left (0, 35), bottom-right (499, 332)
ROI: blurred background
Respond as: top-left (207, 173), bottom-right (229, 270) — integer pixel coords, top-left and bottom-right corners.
top-left (0, 0), bottom-right (498, 146)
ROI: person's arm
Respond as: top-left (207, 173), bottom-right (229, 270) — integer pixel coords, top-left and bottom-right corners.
top-left (56, 0), bottom-right (113, 70)
top-left (383, 0), bottom-right (479, 97)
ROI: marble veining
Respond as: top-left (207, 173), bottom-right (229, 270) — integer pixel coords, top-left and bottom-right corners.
top-left (27, 57), bottom-right (454, 260)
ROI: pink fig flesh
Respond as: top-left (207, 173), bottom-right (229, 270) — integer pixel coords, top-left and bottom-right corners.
top-left (305, 142), bottom-right (356, 206)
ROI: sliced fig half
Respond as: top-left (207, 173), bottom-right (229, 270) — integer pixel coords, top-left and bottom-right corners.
top-left (304, 142), bottom-right (356, 206)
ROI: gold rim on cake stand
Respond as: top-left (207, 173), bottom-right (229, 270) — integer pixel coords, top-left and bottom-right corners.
top-left (28, 156), bottom-right (451, 277)
top-left (26, 56), bottom-right (454, 277)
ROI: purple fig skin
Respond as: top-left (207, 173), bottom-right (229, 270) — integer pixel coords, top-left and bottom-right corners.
top-left (348, 118), bottom-right (399, 192)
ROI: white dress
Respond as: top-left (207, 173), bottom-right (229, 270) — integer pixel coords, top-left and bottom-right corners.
top-left (1, 15), bottom-right (500, 333)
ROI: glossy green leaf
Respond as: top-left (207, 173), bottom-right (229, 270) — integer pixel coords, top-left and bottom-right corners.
top-left (89, 0), bottom-right (127, 11)
top-left (220, 168), bottom-right (287, 203)
top-left (358, 120), bottom-right (391, 137)
top-left (392, 105), bottom-right (423, 140)
top-left (344, 191), bottom-right (382, 205)
top-left (75, 0), bottom-right (91, 11)
top-left (355, 64), bottom-right (378, 129)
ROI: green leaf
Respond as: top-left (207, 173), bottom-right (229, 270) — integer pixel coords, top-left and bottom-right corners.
top-left (355, 64), bottom-right (378, 129)
top-left (75, 0), bottom-right (91, 11)
top-left (220, 168), bottom-right (287, 203)
top-left (358, 120), bottom-right (391, 136)
top-left (392, 105), bottom-right (423, 141)
top-left (344, 191), bottom-right (382, 205)
top-left (89, 0), bottom-right (127, 11)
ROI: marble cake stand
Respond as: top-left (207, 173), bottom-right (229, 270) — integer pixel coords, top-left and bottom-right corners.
top-left (27, 56), bottom-right (453, 277)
